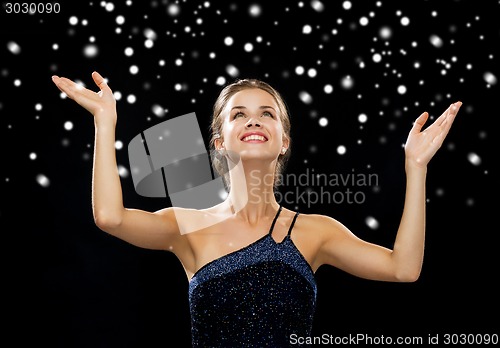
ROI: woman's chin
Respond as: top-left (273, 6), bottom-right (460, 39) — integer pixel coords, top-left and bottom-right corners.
top-left (239, 150), bottom-right (277, 161)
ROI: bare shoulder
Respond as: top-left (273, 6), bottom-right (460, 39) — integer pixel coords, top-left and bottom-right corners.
top-left (286, 211), bottom-right (348, 271)
top-left (296, 212), bottom-right (347, 237)
top-left (290, 212), bottom-right (356, 271)
top-left (294, 211), bottom-right (354, 246)
top-left (154, 203), bottom-right (230, 236)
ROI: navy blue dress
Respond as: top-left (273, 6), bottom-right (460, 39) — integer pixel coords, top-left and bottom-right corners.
top-left (189, 205), bottom-right (317, 347)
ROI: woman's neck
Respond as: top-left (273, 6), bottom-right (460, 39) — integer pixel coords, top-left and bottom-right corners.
top-left (226, 159), bottom-right (280, 224)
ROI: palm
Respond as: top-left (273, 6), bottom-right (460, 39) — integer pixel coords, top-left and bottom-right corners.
top-left (404, 102), bottom-right (462, 167)
top-left (52, 71), bottom-right (116, 116)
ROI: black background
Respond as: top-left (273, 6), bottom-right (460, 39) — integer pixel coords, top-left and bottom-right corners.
top-left (1, 0), bottom-right (498, 347)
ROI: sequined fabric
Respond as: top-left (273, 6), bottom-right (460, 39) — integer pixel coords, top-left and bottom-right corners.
top-left (189, 205), bottom-right (317, 347)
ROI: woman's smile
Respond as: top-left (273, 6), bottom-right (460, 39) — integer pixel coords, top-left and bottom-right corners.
top-left (241, 131), bottom-right (268, 143)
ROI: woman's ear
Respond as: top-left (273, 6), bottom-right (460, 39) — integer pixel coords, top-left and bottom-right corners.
top-left (215, 138), bottom-right (224, 150)
top-left (282, 137), bottom-right (290, 151)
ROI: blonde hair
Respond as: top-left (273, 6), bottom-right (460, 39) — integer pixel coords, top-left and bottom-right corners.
top-left (209, 79), bottom-right (292, 191)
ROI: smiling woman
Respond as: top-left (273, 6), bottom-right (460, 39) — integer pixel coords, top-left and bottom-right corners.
top-left (51, 71), bottom-right (461, 347)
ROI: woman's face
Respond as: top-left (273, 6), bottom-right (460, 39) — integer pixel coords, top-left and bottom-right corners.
top-left (218, 88), bottom-right (288, 162)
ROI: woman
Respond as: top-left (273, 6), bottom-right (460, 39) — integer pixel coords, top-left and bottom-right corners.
top-left (51, 71), bottom-right (461, 347)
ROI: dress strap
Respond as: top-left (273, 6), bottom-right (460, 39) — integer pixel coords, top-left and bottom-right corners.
top-left (287, 211), bottom-right (300, 237)
top-left (268, 205), bottom-right (283, 234)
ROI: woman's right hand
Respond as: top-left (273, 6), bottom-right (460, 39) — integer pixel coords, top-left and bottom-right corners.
top-left (52, 71), bottom-right (117, 124)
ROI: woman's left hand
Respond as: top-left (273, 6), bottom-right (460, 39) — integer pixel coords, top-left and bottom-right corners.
top-left (404, 101), bottom-right (462, 168)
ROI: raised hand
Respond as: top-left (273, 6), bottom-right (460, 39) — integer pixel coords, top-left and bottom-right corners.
top-left (404, 101), bottom-right (462, 168)
top-left (52, 71), bottom-right (117, 124)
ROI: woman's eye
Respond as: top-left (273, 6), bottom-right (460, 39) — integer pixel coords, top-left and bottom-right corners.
top-left (262, 111), bottom-right (273, 117)
top-left (234, 112), bottom-right (245, 118)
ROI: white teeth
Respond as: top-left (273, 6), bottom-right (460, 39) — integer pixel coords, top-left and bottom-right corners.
top-left (242, 135), bottom-right (266, 142)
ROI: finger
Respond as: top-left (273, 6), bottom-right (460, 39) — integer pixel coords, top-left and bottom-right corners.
top-left (431, 131), bottom-right (445, 146)
top-left (54, 76), bottom-right (77, 87)
top-left (438, 101), bottom-right (463, 126)
top-left (438, 101), bottom-right (462, 137)
top-left (52, 76), bottom-right (76, 98)
top-left (435, 104), bottom-right (452, 127)
top-left (429, 102), bottom-right (462, 147)
top-left (53, 76), bottom-right (77, 92)
top-left (51, 75), bottom-right (64, 88)
top-left (410, 111), bottom-right (429, 134)
top-left (52, 75), bottom-right (95, 101)
top-left (92, 71), bottom-right (110, 90)
top-left (51, 75), bottom-right (65, 93)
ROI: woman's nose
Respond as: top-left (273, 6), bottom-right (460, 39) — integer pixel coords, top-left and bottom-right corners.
top-left (245, 118), bottom-right (261, 128)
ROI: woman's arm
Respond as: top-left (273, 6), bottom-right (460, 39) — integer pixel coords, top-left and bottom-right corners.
top-left (52, 72), bottom-right (183, 251)
top-left (394, 102), bottom-right (462, 279)
top-left (315, 102), bottom-right (462, 281)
